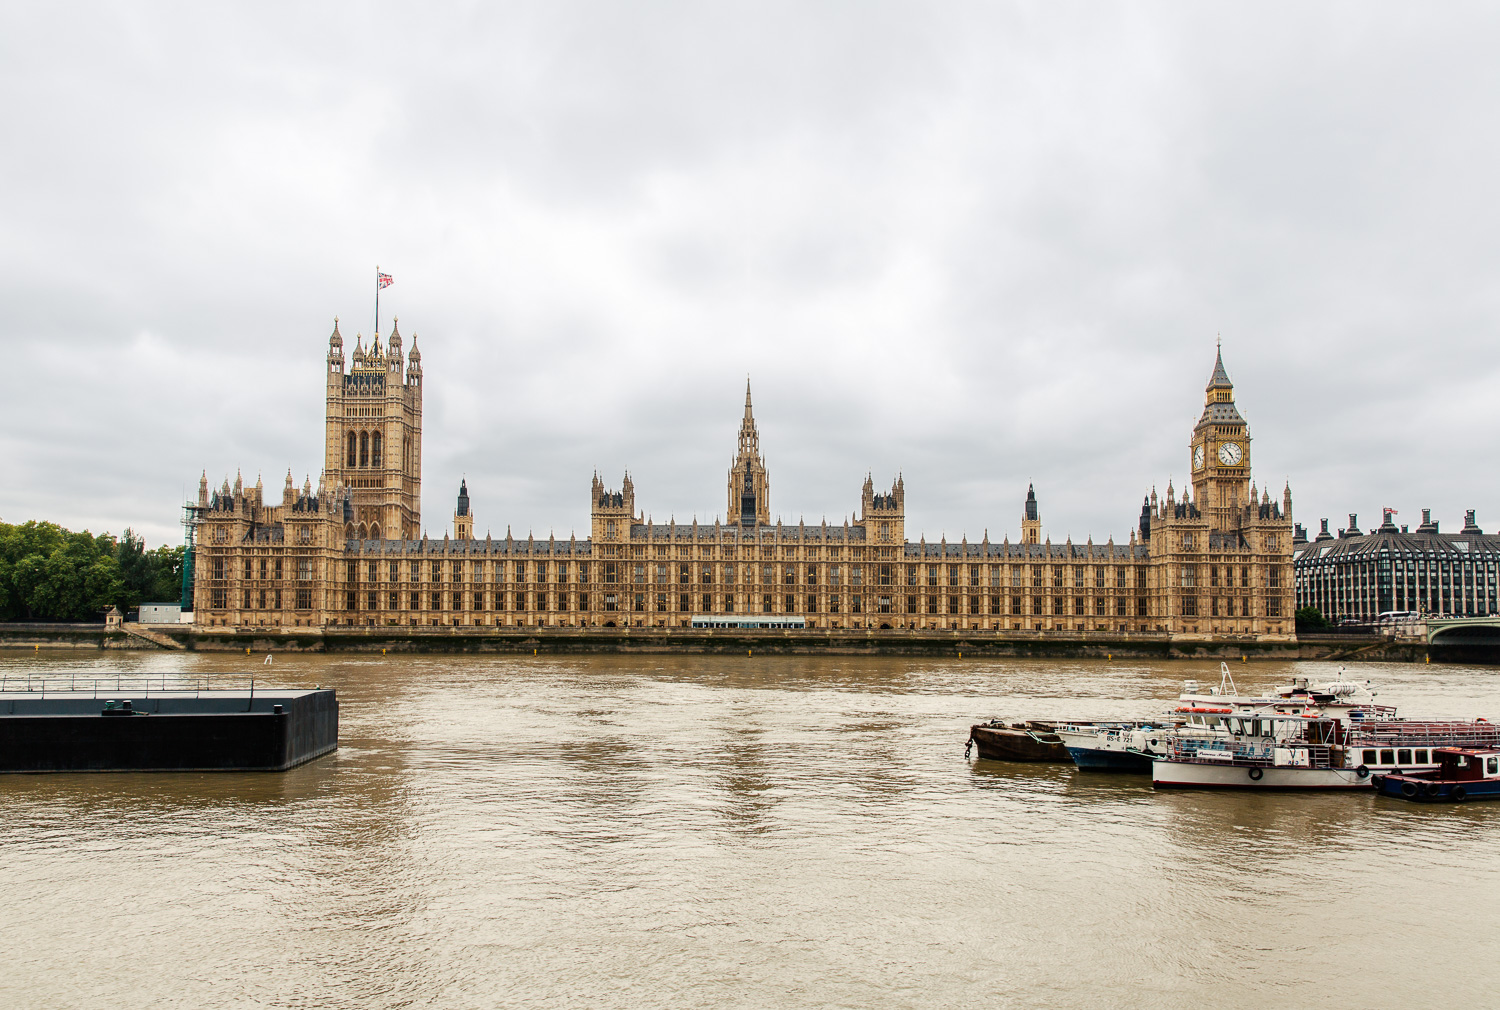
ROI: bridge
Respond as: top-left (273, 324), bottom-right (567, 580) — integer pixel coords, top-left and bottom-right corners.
top-left (1425, 616), bottom-right (1500, 645)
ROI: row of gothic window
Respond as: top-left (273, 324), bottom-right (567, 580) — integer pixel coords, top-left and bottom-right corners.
top-left (347, 431), bottom-right (382, 468)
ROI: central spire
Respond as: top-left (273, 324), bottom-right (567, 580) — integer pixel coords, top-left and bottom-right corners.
top-left (738, 376), bottom-right (759, 458)
top-left (729, 377), bottom-right (770, 527)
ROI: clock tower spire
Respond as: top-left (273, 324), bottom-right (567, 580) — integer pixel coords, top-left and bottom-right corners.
top-left (1189, 341), bottom-right (1252, 531)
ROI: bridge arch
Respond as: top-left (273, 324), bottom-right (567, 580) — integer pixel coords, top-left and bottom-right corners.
top-left (1428, 618), bottom-right (1500, 645)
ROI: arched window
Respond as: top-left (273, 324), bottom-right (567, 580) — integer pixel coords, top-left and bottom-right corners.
top-left (370, 523), bottom-right (381, 542)
top-left (357, 523), bottom-right (368, 541)
top-left (359, 432), bottom-right (369, 467)
top-left (371, 432), bottom-right (382, 468)
top-left (347, 432), bottom-right (357, 468)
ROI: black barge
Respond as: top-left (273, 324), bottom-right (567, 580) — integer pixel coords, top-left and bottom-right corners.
top-left (0, 680), bottom-right (338, 772)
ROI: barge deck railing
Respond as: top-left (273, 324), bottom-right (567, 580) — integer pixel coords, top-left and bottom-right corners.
top-left (0, 672), bottom-right (260, 698)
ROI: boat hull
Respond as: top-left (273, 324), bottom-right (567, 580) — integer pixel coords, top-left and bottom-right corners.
top-left (1374, 774), bottom-right (1500, 802)
top-left (969, 724), bottom-right (1070, 763)
top-left (1066, 746), bottom-right (1154, 773)
top-left (1152, 760), bottom-right (1369, 790)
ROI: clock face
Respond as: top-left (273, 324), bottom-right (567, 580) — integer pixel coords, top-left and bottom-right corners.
top-left (1193, 445), bottom-right (1204, 469)
top-left (1217, 442), bottom-right (1243, 466)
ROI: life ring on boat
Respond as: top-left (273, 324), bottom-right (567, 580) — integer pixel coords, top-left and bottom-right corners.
top-left (1451, 786), bottom-right (1468, 802)
top-left (1356, 765), bottom-right (1370, 779)
top-left (1401, 782), bottom-right (1419, 798)
top-left (1248, 767), bottom-right (1264, 780)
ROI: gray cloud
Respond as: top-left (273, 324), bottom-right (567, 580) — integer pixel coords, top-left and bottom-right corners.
top-left (4, 3), bottom-right (1499, 549)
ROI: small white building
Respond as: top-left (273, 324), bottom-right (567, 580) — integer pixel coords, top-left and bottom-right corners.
top-left (138, 603), bottom-right (182, 625)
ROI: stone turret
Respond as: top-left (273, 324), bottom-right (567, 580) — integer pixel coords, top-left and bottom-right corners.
top-left (1021, 484), bottom-right (1041, 544)
top-left (454, 479), bottom-right (472, 540)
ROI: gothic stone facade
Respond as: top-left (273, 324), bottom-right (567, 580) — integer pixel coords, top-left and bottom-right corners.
top-left (191, 327), bottom-right (1295, 639)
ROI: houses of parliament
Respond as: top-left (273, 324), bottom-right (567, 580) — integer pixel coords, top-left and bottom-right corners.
top-left (189, 322), bottom-right (1296, 640)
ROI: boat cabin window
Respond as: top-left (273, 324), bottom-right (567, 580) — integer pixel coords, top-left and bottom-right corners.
top-left (1362, 749), bottom-right (1377, 764)
top-left (1415, 749), bottom-right (1429, 764)
top-left (1379, 749), bottom-right (1395, 765)
top-left (1397, 749), bottom-right (1412, 765)
top-left (1488, 757), bottom-right (1499, 776)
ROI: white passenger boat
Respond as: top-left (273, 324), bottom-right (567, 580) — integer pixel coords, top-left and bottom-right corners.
top-left (1152, 712), bottom-right (1500, 790)
top-left (1058, 665), bottom-right (1392, 773)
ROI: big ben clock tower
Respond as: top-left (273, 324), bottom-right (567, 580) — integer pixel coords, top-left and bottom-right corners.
top-left (1189, 342), bottom-right (1252, 531)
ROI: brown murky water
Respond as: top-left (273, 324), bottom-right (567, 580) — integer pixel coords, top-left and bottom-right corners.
top-left (1, 651), bottom-right (1497, 1009)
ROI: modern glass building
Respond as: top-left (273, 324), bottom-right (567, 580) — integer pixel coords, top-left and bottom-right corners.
top-left (1293, 509), bottom-right (1498, 622)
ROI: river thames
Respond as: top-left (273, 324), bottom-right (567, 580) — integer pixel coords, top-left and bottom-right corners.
top-left (1, 651), bottom-right (1496, 1009)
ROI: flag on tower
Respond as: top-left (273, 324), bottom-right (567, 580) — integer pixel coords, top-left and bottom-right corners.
top-left (377, 271), bottom-right (394, 289)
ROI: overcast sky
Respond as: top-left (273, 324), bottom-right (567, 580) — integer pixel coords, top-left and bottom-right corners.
top-left (4, 3), bottom-right (1499, 549)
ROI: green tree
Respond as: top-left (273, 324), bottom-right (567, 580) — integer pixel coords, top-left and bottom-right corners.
top-left (0, 521), bottom-right (122, 621)
top-left (0, 521), bottom-right (184, 620)
top-left (1295, 606), bottom-right (1327, 630)
top-left (113, 529), bottom-right (185, 608)
top-left (144, 543), bottom-right (185, 604)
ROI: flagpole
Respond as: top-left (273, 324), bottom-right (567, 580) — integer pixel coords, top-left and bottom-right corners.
top-left (374, 264), bottom-right (380, 338)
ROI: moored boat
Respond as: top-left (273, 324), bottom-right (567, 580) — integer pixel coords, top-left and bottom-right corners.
top-left (967, 721), bottom-right (1071, 763)
top-left (1056, 723), bottom-right (1166, 772)
top-left (1374, 747), bottom-right (1500, 803)
top-left (1059, 663), bottom-right (1393, 774)
top-left (1152, 713), bottom-right (1500, 791)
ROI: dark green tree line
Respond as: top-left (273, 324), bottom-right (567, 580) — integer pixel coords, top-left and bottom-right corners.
top-left (0, 521), bottom-right (183, 621)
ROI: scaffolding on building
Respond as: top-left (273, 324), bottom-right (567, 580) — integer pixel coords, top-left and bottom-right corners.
top-left (180, 501), bottom-right (209, 611)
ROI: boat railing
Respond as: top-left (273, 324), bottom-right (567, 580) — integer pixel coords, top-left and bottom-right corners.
top-left (0, 671), bottom-right (261, 698)
top-left (1345, 721), bottom-right (1500, 748)
top-left (1168, 737), bottom-right (1272, 765)
top-left (1344, 705), bottom-right (1401, 720)
top-left (1166, 736), bottom-right (1337, 769)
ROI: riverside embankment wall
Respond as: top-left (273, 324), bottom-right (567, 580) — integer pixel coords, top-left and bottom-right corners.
top-left (0, 623), bottom-right (1459, 661)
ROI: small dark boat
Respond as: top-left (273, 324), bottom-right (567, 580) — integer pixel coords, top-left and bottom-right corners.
top-left (1374, 746), bottom-right (1500, 802)
top-left (966, 720), bottom-right (1071, 763)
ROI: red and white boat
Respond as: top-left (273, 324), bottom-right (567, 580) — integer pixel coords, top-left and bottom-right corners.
top-left (1152, 713), bottom-right (1500, 790)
